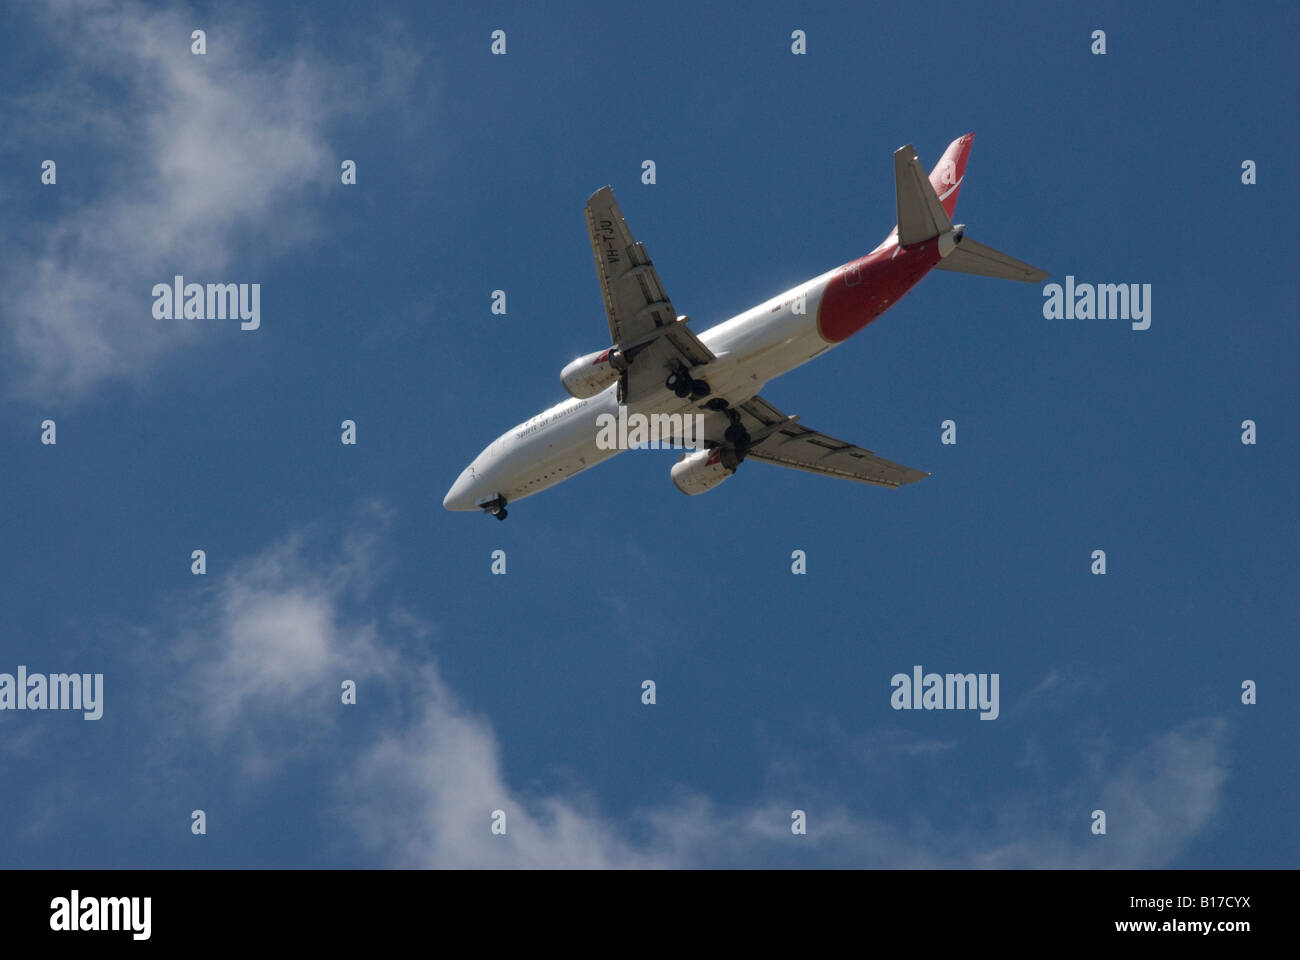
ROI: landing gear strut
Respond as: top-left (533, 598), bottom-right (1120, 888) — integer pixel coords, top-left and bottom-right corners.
top-left (723, 408), bottom-right (751, 454)
top-left (475, 493), bottom-right (509, 521)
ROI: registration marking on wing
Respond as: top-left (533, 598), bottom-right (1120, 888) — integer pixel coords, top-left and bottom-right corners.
top-left (596, 219), bottom-right (620, 265)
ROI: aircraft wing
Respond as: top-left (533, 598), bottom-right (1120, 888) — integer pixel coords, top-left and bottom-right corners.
top-left (719, 395), bottom-right (929, 489)
top-left (585, 186), bottom-right (715, 402)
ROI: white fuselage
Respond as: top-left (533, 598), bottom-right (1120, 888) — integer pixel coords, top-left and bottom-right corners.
top-left (443, 266), bottom-right (844, 511)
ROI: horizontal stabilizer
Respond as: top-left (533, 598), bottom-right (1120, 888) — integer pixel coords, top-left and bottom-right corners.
top-left (934, 236), bottom-right (1049, 283)
top-left (894, 144), bottom-right (953, 246)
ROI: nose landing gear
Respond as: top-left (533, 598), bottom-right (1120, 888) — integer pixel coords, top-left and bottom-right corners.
top-left (475, 493), bottom-right (509, 521)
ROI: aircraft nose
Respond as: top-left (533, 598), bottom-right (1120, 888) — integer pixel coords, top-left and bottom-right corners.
top-left (443, 467), bottom-right (477, 511)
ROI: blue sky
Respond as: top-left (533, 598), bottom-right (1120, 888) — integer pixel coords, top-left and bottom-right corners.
top-left (1, 0), bottom-right (1295, 867)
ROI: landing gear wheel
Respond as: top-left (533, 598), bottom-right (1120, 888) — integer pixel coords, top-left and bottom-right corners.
top-left (690, 379), bottom-right (711, 398)
top-left (723, 407), bottom-right (751, 450)
top-left (477, 494), bottom-right (509, 521)
top-left (666, 371), bottom-right (692, 397)
top-left (724, 424), bottom-right (750, 447)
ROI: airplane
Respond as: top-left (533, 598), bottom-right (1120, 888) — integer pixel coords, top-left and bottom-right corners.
top-left (445, 133), bottom-right (1047, 520)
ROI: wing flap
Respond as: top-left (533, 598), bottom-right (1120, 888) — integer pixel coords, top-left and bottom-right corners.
top-left (748, 427), bottom-right (929, 488)
top-left (713, 396), bottom-right (929, 489)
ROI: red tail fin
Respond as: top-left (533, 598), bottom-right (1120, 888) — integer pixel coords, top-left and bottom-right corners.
top-left (929, 133), bottom-right (973, 218)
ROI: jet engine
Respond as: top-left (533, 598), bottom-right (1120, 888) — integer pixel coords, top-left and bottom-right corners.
top-left (670, 447), bottom-right (740, 495)
top-left (560, 348), bottom-right (626, 399)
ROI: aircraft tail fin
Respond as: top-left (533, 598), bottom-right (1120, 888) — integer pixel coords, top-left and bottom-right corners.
top-left (894, 133), bottom-right (1047, 282)
top-left (928, 133), bottom-right (973, 218)
top-left (893, 133), bottom-right (973, 246)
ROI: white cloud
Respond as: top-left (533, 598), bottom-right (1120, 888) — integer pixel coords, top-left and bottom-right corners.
top-left (338, 682), bottom-right (947, 868)
top-left (341, 711), bottom-right (1228, 868)
top-left (1088, 718), bottom-right (1229, 866)
top-left (144, 512), bottom-right (1232, 867)
top-left (4, 0), bottom-right (420, 397)
top-left (96, 509), bottom-right (1232, 868)
top-left (160, 509), bottom-right (398, 778)
top-left (339, 667), bottom-right (654, 868)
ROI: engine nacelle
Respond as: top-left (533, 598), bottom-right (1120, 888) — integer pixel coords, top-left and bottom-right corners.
top-left (670, 447), bottom-right (740, 496)
top-left (560, 348), bottom-right (626, 399)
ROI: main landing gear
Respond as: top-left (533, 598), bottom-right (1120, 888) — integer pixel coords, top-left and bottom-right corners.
top-left (721, 407), bottom-right (751, 454)
top-left (664, 372), bottom-right (751, 455)
top-left (475, 493), bottom-right (509, 521)
top-left (665, 369), bottom-right (711, 400)
top-left (698, 395), bottom-right (753, 457)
